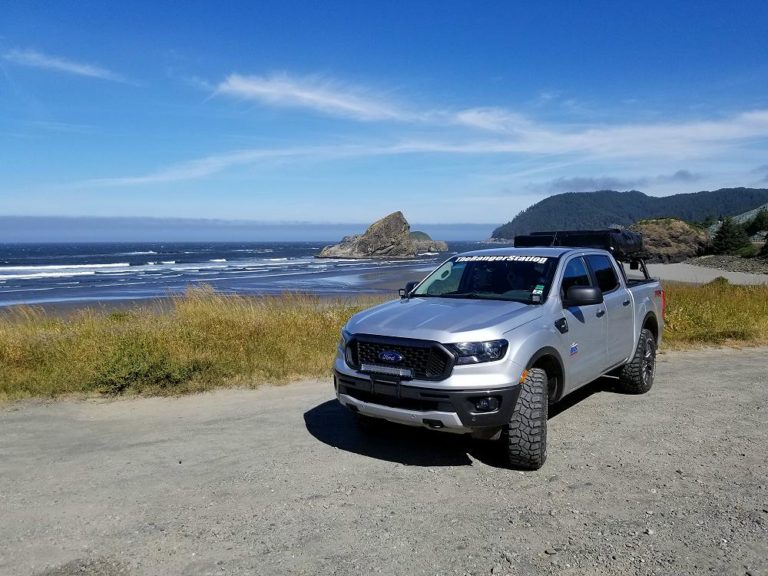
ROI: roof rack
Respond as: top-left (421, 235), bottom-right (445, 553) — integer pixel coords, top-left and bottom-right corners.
top-left (513, 228), bottom-right (644, 260)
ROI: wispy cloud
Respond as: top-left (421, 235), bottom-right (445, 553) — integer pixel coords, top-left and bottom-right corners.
top-left (537, 169), bottom-right (705, 193)
top-left (2, 48), bottom-right (129, 83)
top-left (453, 108), bottom-right (768, 157)
top-left (543, 176), bottom-right (646, 193)
top-left (214, 73), bottom-right (411, 121)
top-left (657, 169), bottom-right (703, 183)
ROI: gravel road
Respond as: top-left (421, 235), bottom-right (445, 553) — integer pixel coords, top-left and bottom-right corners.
top-left (1, 348), bottom-right (766, 576)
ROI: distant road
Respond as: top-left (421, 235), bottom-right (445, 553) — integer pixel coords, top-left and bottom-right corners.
top-left (1, 348), bottom-right (766, 576)
top-left (644, 262), bottom-right (768, 284)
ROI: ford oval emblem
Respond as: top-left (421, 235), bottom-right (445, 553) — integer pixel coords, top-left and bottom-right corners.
top-left (378, 350), bottom-right (404, 364)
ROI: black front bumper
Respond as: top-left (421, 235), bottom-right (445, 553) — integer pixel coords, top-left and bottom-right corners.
top-left (334, 370), bottom-right (521, 429)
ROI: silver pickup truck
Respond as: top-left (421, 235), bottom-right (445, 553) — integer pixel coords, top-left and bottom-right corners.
top-left (333, 234), bottom-right (665, 469)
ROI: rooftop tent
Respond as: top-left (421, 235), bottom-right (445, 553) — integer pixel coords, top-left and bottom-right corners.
top-left (513, 229), bottom-right (644, 260)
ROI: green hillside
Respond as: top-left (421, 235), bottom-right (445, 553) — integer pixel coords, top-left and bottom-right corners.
top-left (492, 188), bottom-right (768, 239)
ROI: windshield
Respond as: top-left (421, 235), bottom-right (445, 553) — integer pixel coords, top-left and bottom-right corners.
top-left (412, 255), bottom-right (559, 303)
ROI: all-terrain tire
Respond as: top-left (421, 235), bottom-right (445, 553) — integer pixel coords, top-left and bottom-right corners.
top-left (617, 328), bottom-right (656, 394)
top-left (503, 367), bottom-right (548, 470)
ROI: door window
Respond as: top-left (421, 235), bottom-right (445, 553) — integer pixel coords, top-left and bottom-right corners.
top-left (560, 257), bottom-right (592, 298)
top-left (586, 255), bottom-right (619, 293)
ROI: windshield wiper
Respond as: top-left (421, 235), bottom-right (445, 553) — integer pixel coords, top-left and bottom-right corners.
top-left (437, 292), bottom-right (484, 299)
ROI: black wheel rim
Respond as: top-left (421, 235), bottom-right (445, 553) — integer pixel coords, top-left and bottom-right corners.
top-left (641, 336), bottom-right (656, 386)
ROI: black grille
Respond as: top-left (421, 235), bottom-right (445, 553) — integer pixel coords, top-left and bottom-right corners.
top-left (336, 374), bottom-right (454, 411)
top-left (348, 336), bottom-right (454, 380)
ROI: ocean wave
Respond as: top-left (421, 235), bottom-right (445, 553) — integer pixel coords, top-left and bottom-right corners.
top-left (0, 263), bottom-right (130, 272)
top-left (117, 251), bottom-right (157, 256)
top-left (0, 271), bottom-right (98, 281)
top-left (209, 258), bottom-right (227, 263)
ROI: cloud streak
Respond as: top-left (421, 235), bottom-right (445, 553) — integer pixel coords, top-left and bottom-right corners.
top-left (215, 73), bottom-right (410, 121)
top-left (78, 71), bottom-right (768, 188)
top-left (2, 48), bottom-right (128, 83)
top-left (539, 170), bottom-right (705, 193)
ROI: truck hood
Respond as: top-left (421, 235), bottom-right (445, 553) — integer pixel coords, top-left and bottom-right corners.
top-left (346, 297), bottom-right (543, 343)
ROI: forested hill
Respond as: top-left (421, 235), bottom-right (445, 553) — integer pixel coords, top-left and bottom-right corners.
top-left (491, 188), bottom-right (768, 239)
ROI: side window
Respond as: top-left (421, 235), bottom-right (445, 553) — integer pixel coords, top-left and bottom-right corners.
top-left (560, 257), bottom-right (591, 297)
top-left (586, 255), bottom-right (619, 293)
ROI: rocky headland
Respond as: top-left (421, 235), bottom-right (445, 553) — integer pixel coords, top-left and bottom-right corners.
top-left (317, 211), bottom-right (448, 259)
top-left (630, 218), bottom-right (708, 263)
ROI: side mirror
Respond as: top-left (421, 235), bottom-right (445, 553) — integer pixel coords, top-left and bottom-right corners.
top-left (564, 286), bottom-right (603, 307)
top-left (399, 280), bottom-right (419, 299)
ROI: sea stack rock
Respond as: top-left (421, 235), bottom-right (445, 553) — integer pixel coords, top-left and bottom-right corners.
top-left (317, 211), bottom-right (449, 259)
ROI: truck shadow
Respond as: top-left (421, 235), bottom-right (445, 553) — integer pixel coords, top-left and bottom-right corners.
top-left (303, 376), bottom-right (620, 469)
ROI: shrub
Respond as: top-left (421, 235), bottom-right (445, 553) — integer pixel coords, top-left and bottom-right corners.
top-left (745, 208), bottom-right (768, 236)
top-left (711, 217), bottom-right (751, 254)
top-left (737, 244), bottom-right (760, 258)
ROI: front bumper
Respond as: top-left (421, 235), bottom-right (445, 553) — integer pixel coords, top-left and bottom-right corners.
top-left (334, 370), bottom-right (521, 433)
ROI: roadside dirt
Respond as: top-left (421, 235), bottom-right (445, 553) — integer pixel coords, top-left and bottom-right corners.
top-left (1, 348), bottom-right (766, 576)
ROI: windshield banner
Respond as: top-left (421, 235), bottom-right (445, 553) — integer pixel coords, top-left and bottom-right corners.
top-left (455, 255), bottom-right (549, 264)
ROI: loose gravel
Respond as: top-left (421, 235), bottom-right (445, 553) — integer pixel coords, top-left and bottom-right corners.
top-left (686, 254), bottom-right (768, 275)
top-left (1, 348), bottom-right (766, 576)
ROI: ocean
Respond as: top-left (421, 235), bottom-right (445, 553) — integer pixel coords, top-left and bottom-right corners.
top-left (0, 242), bottom-right (488, 307)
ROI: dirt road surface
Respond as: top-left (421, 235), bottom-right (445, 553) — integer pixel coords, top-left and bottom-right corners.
top-left (1, 348), bottom-right (766, 576)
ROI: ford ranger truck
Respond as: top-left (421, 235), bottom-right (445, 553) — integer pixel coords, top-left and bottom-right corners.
top-left (333, 243), bottom-right (664, 470)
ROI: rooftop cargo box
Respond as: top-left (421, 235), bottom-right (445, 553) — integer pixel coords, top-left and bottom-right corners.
top-left (514, 229), bottom-right (644, 259)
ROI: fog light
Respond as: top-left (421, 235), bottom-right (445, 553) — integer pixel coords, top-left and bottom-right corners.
top-left (474, 396), bottom-right (500, 412)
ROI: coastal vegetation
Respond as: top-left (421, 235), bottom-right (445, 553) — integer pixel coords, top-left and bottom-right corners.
top-left (711, 216), bottom-right (753, 255)
top-left (1, 282), bottom-right (768, 402)
top-left (491, 188), bottom-right (768, 239)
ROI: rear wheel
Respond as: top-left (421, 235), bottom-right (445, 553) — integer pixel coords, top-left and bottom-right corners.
top-left (617, 328), bottom-right (656, 394)
top-left (503, 367), bottom-right (548, 470)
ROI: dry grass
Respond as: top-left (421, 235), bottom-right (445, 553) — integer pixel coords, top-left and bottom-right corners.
top-left (662, 278), bottom-right (768, 348)
top-left (0, 287), bottom-right (385, 402)
top-left (1, 281), bottom-right (766, 401)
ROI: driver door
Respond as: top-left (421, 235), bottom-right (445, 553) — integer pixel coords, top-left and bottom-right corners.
top-left (558, 256), bottom-right (607, 393)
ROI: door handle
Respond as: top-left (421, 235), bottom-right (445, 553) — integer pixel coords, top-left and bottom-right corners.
top-left (622, 299), bottom-right (631, 306)
top-left (596, 309), bottom-right (606, 318)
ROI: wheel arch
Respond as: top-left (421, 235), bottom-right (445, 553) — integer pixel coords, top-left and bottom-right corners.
top-left (526, 347), bottom-right (565, 402)
top-left (642, 312), bottom-right (659, 343)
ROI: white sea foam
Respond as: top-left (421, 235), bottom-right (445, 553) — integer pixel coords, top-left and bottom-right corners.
top-left (0, 263), bottom-right (130, 272)
top-left (209, 258), bottom-right (227, 262)
top-left (0, 271), bottom-right (98, 281)
top-left (117, 251), bottom-right (157, 256)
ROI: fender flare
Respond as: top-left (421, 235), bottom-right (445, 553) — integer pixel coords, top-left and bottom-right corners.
top-left (525, 346), bottom-right (565, 402)
top-left (641, 311), bottom-right (659, 342)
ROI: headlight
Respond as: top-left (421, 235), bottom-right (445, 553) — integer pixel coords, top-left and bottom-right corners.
top-left (449, 339), bottom-right (508, 365)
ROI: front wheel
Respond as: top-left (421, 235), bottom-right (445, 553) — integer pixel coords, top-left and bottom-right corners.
top-left (502, 367), bottom-right (548, 470)
top-left (617, 328), bottom-right (656, 394)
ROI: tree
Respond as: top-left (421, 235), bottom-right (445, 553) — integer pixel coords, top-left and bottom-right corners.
top-left (745, 208), bottom-right (768, 236)
top-left (711, 217), bottom-right (751, 255)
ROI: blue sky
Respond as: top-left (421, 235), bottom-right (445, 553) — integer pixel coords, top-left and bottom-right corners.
top-left (2, 1), bottom-right (768, 239)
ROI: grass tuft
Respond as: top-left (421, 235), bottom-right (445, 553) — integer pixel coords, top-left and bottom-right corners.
top-left (662, 280), bottom-right (768, 348)
top-left (0, 288), bottom-right (384, 401)
top-left (1, 282), bottom-right (767, 401)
